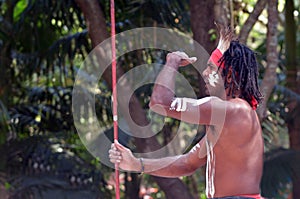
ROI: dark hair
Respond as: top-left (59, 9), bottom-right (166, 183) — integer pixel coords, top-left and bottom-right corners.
top-left (219, 40), bottom-right (263, 106)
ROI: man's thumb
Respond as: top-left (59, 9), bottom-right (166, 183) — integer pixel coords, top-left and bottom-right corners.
top-left (114, 139), bottom-right (127, 151)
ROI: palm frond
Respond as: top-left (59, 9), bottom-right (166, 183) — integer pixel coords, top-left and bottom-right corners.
top-left (6, 136), bottom-right (110, 199)
top-left (268, 85), bottom-right (300, 121)
top-left (261, 148), bottom-right (300, 198)
top-left (9, 175), bottom-right (104, 199)
top-left (12, 30), bottom-right (89, 85)
top-left (10, 86), bottom-right (74, 134)
top-left (10, 84), bottom-right (117, 134)
top-left (15, 0), bottom-right (84, 32)
top-left (260, 84), bottom-right (300, 149)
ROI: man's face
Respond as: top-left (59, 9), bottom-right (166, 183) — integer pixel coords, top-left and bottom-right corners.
top-left (202, 60), bottom-right (224, 97)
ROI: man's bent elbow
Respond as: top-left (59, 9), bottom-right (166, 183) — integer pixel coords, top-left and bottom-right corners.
top-left (149, 101), bottom-right (169, 117)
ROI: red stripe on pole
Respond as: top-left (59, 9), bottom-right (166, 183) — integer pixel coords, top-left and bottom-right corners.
top-left (110, 0), bottom-right (120, 198)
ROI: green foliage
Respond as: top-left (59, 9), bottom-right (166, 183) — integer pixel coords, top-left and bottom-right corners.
top-left (1, 0), bottom-right (300, 198)
top-left (6, 135), bottom-right (110, 199)
top-left (2, 85), bottom-right (115, 198)
top-left (0, 0), bottom-right (114, 198)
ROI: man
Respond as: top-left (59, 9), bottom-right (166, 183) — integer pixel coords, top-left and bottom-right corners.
top-left (109, 26), bottom-right (264, 199)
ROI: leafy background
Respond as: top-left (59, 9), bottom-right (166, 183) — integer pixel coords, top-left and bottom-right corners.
top-left (0, 0), bottom-right (300, 198)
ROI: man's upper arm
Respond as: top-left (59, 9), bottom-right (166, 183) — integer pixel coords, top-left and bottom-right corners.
top-left (150, 96), bottom-right (228, 126)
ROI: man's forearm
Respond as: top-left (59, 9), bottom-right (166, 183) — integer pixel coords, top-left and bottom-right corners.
top-left (139, 155), bottom-right (197, 178)
top-left (150, 62), bottom-right (179, 108)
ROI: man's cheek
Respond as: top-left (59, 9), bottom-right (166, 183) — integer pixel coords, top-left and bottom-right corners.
top-left (208, 71), bottom-right (219, 87)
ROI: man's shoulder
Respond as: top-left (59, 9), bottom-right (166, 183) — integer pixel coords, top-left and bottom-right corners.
top-left (223, 99), bottom-right (259, 129)
top-left (226, 98), bottom-right (254, 114)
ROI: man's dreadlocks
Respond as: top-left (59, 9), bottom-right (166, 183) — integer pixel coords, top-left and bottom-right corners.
top-left (219, 40), bottom-right (263, 107)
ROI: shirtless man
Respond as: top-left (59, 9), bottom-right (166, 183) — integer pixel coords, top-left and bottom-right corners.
top-left (109, 27), bottom-right (264, 199)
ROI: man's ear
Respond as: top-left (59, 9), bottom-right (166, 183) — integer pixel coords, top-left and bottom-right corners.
top-left (226, 67), bottom-right (233, 83)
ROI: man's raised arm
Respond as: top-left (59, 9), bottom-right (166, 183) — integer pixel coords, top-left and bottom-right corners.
top-left (149, 51), bottom-right (230, 125)
top-left (149, 52), bottom-right (198, 116)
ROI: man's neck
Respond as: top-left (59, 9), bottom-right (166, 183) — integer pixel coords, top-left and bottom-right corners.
top-left (225, 87), bottom-right (241, 101)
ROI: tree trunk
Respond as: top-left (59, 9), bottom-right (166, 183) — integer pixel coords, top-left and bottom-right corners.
top-left (152, 176), bottom-right (196, 199)
top-left (214, 0), bottom-right (229, 28)
top-left (190, 0), bottom-right (216, 54)
top-left (124, 173), bottom-right (140, 199)
top-left (239, 0), bottom-right (267, 44)
top-left (0, 1), bottom-right (14, 107)
top-left (190, 0), bottom-right (216, 98)
top-left (285, 0), bottom-right (298, 93)
top-left (74, 0), bottom-right (194, 198)
top-left (256, 0), bottom-right (279, 121)
top-left (284, 0), bottom-right (300, 197)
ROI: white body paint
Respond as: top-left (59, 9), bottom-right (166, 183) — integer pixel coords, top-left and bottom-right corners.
top-left (170, 97), bottom-right (217, 198)
top-left (169, 97), bottom-right (211, 112)
top-left (206, 139), bottom-right (216, 198)
top-left (190, 143), bottom-right (201, 153)
top-left (208, 71), bottom-right (219, 87)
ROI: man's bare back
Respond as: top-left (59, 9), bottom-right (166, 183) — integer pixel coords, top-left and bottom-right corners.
top-left (207, 98), bottom-right (263, 197)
